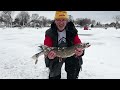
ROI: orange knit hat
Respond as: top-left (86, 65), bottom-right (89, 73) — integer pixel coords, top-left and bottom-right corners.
top-left (54, 11), bottom-right (68, 19)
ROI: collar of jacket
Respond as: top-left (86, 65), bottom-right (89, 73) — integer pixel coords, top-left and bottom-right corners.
top-left (50, 21), bottom-right (77, 35)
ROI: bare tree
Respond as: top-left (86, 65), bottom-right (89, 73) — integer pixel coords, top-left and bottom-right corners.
top-left (91, 20), bottom-right (96, 25)
top-left (15, 11), bottom-right (30, 27)
top-left (1, 11), bottom-right (14, 27)
top-left (31, 14), bottom-right (39, 20)
top-left (74, 18), bottom-right (82, 26)
top-left (29, 14), bottom-right (40, 27)
top-left (38, 16), bottom-right (47, 27)
top-left (113, 15), bottom-right (120, 29)
top-left (113, 15), bottom-right (120, 23)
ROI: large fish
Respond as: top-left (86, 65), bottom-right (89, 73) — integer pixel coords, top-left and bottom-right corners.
top-left (32, 42), bottom-right (91, 64)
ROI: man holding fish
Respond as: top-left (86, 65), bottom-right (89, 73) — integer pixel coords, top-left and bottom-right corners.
top-left (44, 11), bottom-right (85, 79)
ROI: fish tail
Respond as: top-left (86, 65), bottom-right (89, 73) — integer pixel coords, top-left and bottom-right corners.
top-left (32, 51), bottom-right (44, 60)
top-left (32, 51), bottom-right (44, 64)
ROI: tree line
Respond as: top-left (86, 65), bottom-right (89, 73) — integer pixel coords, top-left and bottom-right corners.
top-left (0, 11), bottom-right (120, 29)
top-left (0, 11), bottom-right (52, 28)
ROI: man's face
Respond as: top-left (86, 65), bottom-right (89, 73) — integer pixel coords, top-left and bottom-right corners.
top-left (55, 18), bottom-right (68, 31)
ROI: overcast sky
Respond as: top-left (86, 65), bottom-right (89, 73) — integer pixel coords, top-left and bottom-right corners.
top-left (1, 11), bottom-right (120, 23)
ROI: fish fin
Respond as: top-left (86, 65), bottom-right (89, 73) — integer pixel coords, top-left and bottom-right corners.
top-left (32, 51), bottom-right (44, 60)
top-left (32, 53), bottom-right (38, 60)
top-left (35, 59), bottom-right (38, 64)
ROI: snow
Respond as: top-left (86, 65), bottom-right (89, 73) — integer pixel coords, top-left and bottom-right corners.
top-left (0, 27), bottom-right (120, 79)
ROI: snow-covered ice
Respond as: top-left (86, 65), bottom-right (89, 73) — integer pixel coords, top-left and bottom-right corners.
top-left (0, 27), bottom-right (120, 79)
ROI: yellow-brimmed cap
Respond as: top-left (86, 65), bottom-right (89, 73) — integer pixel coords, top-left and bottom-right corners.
top-left (54, 11), bottom-right (68, 19)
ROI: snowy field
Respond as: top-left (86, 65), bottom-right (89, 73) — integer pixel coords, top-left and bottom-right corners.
top-left (0, 27), bottom-right (120, 79)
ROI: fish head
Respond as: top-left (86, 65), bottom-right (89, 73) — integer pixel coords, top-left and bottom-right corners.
top-left (75, 42), bottom-right (91, 49)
